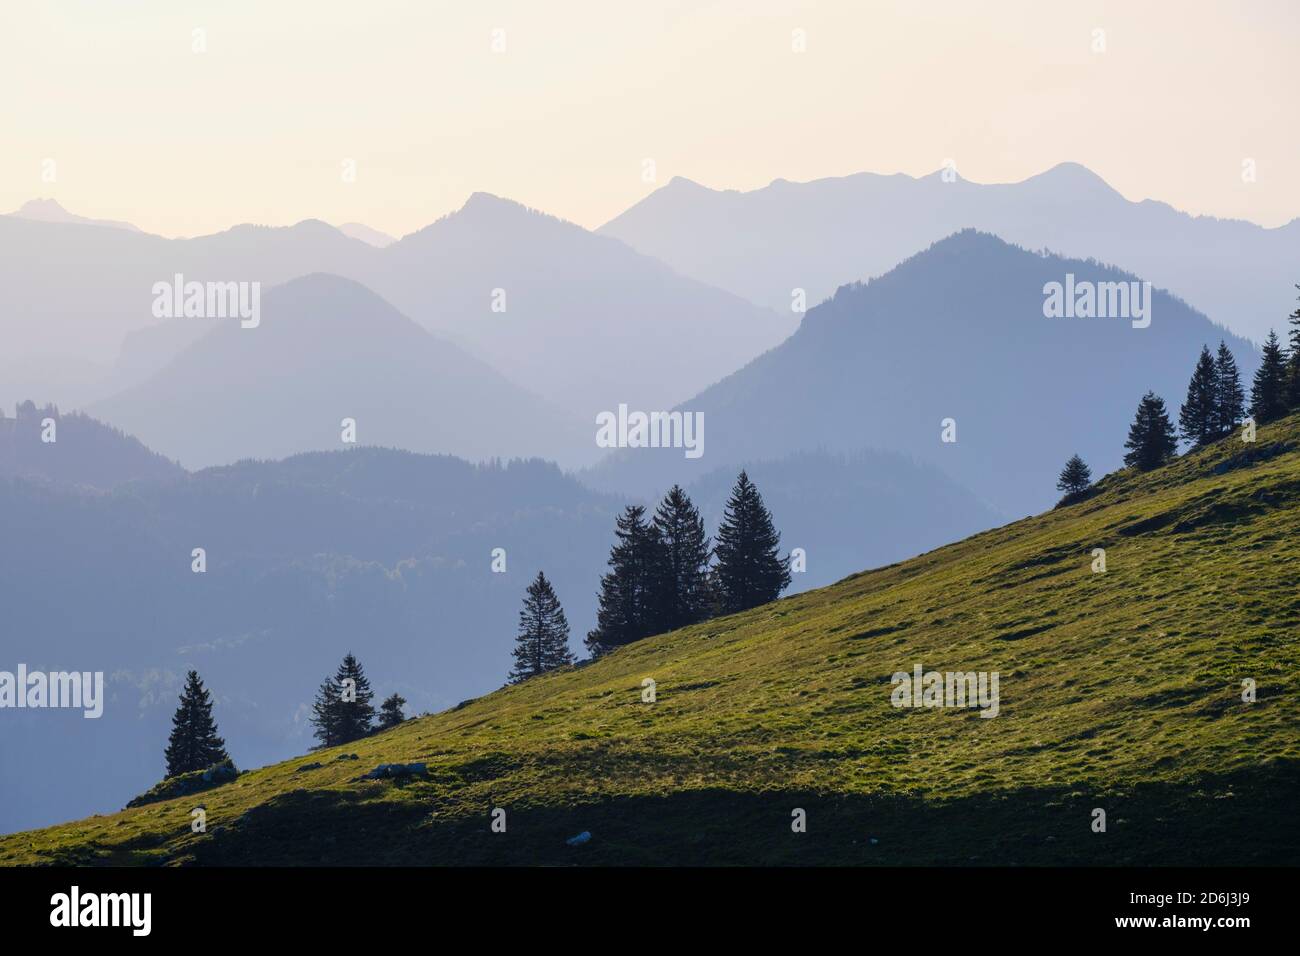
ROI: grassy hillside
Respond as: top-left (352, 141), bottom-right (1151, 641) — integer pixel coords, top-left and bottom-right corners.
top-left (5, 415), bottom-right (1299, 867)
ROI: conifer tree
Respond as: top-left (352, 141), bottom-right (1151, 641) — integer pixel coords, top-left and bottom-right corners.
top-left (1055, 454), bottom-right (1092, 496)
top-left (1213, 340), bottom-right (1245, 438)
top-left (586, 506), bottom-right (665, 656)
top-left (310, 653), bottom-right (375, 746)
top-left (510, 571), bottom-right (574, 681)
top-left (377, 693), bottom-right (407, 730)
top-left (309, 678), bottom-right (341, 746)
top-left (1250, 330), bottom-right (1288, 424)
top-left (713, 471), bottom-right (791, 615)
top-left (1286, 286), bottom-right (1300, 408)
top-left (649, 485), bottom-right (713, 631)
top-left (1179, 345), bottom-right (1219, 447)
top-left (1123, 392), bottom-right (1178, 471)
top-left (164, 670), bottom-right (229, 777)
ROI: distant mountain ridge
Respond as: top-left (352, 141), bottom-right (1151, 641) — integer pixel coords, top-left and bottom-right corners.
top-left (88, 273), bottom-right (591, 469)
top-left (0, 401), bottom-right (183, 489)
top-left (9, 197), bottom-right (142, 233)
top-left (600, 162), bottom-right (1300, 343)
top-left (365, 192), bottom-right (796, 417)
top-left (587, 230), bottom-right (1261, 516)
top-left (0, 195), bottom-right (794, 429)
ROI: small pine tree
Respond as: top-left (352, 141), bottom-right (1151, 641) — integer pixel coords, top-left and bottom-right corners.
top-left (649, 485), bottom-right (713, 632)
top-left (510, 571), bottom-right (574, 682)
top-left (377, 693), bottom-right (407, 730)
top-left (310, 653), bottom-right (375, 746)
top-left (713, 471), bottom-right (791, 615)
top-left (163, 670), bottom-right (229, 778)
top-left (1250, 330), bottom-right (1288, 424)
top-left (586, 505), bottom-right (666, 657)
top-left (309, 678), bottom-right (341, 746)
top-left (1178, 345), bottom-right (1219, 447)
top-left (1285, 285), bottom-right (1300, 409)
top-left (1213, 340), bottom-right (1245, 438)
top-left (1123, 391), bottom-right (1178, 471)
top-left (1056, 454), bottom-right (1092, 496)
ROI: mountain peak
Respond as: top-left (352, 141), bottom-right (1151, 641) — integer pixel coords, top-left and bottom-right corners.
top-left (1024, 161), bottom-right (1119, 196)
top-left (397, 191), bottom-right (576, 243)
top-left (461, 191), bottom-right (525, 212)
top-left (16, 197), bottom-right (69, 216)
top-left (9, 197), bottom-right (142, 232)
top-left (287, 218), bottom-right (342, 236)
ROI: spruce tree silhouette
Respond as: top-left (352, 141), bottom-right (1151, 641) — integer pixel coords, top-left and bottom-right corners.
top-left (377, 693), bottom-right (407, 730)
top-left (310, 653), bottom-right (375, 746)
top-left (164, 670), bottom-right (229, 777)
top-left (1179, 345), bottom-right (1219, 447)
top-left (1250, 330), bottom-right (1288, 424)
top-left (713, 471), bottom-right (791, 615)
top-left (586, 505), bottom-right (665, 656)
top-left (649, 485), bottom-right (713, 632)
top-left (1285, 286), bottom-right (1300, 408)
top-left (1213, 340), bottom-right (1245, 438)
top-left (1055, 454), bottom-right (1092, 496)
top-left (510, 571), bottom-right (574, 682)
top-left (1124, 392), bottom-right (1178, 471)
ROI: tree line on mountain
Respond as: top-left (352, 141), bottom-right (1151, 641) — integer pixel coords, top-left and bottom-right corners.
top-left (1058, 285), bottom-right (1300, 498)
top-left (511, 469), bottom-right (790, 677)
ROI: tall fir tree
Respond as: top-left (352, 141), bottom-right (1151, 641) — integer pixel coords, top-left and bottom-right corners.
top-left (1178, 345), bottom-right (1219, 447)
top-left (164, 670), bottom-right (229, 777)
top-left (309, 677), bottom-right (341, 746)
top-left (1123, 391), bottom-right (1178, 471)
top-left (377, 693), bottom-right (407, 730)
top-left (586, 505), bottom-right (666, 656)
top-left (1249, 330), bottom-right (1288, 424)
top-left (510, 571), bottom-right (574, 682)
top-left (310, 653), bottom-right (375, 746)
top-left (1286, 285), bottom-right (1300, 408)
top-left (648, 485), bottom-right (713, 632)
top-left (713, 471), bottom-right (791, 615)
top-left (1055, 454), bottom-right (1092, 496)
top-left (1212, 340), bottom-right (1245, 438)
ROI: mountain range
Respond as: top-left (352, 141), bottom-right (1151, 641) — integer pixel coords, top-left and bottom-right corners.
top-left (601, 162), bottom-right (1300, 343)
top-left (0, 195), bottom-right (793, 427)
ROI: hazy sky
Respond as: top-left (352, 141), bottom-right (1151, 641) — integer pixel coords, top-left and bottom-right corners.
top-left (2, 0), bottom-right (1297, 238)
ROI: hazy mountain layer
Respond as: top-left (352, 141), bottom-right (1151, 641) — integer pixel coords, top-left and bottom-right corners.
top-left (601, 163), bottom-right (1300, 342)
top-left (88, 274), bottom-right (589, 469)
top-left (587, 230), bottom-right (1260, 516)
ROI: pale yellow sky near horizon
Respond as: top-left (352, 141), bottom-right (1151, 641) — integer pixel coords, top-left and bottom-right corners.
top-left (2, 0), bottom-right (1297, 239)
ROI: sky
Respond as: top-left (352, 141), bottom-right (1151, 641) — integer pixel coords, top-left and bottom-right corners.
top-left (1, 0), bottom-right (1297, 238)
